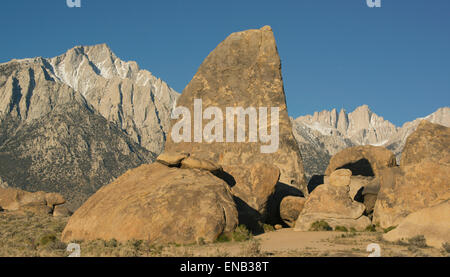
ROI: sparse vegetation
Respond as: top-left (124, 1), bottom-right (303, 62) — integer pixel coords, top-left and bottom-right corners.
top-left (262, 224), bottom-right (275, 233)
top-left (309, 220), bottom-right (332, 231)
top-left (334, 226), bottom-right (348, 232)
top-left (0, 212), bottom-right (446, 257)
top-left (364, 224), bottom-right (376, 232)
top-left (408, 235), bottom-right (427, 248)
top-left (240, 239), bottom-right (262, 257)
top-left (216, 225), bottom-right (252, 243)
top-left (383, 226), bottom-right (397, 233)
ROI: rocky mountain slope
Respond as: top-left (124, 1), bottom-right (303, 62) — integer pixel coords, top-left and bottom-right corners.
top-left (0, 45), bottom-right (178, 209)
top-left (294, 106), bottom-right (450, 178)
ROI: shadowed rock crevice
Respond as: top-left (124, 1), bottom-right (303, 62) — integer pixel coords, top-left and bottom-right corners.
top-left (337, 158), bottom-right (375, 177)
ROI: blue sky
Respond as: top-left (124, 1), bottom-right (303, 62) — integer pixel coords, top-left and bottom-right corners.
top-left (0, 0), bottom-right (449, 126)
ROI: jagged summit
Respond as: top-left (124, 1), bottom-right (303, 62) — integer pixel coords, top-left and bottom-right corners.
top-left (293, 105), bottom-right (450, 177)
top-left (0, 44), bottom-right (179, 209)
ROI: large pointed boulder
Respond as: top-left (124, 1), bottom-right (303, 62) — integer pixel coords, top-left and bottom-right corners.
top-left (164, 26), bottom-right (307, 195)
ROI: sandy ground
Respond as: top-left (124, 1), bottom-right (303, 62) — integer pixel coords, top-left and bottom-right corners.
top-left (168, 229), bottom-right (448, 257)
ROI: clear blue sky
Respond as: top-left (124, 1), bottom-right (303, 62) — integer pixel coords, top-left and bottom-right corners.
top-left (1, 0), bottom-right (449, 126)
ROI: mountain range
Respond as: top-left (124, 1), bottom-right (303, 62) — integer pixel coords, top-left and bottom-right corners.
top-left (0, 44), bottom-right (178, 209)
top-left (293, 105), bottom-right (450, 179)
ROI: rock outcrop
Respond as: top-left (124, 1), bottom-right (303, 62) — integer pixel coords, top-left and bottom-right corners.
top-left (0, 187), bottom-right (68, 216)
top-left (61, 162), bottom-right (238, 244)
top-left (401, 120), bottom-right (450, 166)
top-left (373, 163), bottom-right (450, 229)
top-left (294, 184), bottom-right (371, 231)
top-left (280, 196), bottom-right (306, 227)
top-left (164, 26), bottom-right (307, 196)
top-left (383, 200), bottom-right (450, 248)
top-left (325, 145), bottom-right (397, 178)
top-left (373, 122), bottom-right (450, 228)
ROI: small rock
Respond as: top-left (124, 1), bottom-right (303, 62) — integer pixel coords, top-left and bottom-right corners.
top-left (181, 156), bottom-right (222, 172)
top-left (274, 224), bottom-right (283, 230)
top-left (53, 205), bottom-right (72, 217)
top-left (45, 193), bottom-right (66, 207)
top-left (156, 151), bottom-right (189, 167)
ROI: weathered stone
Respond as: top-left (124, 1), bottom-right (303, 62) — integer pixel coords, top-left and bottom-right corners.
top-left (348, 175), bottom-right (375, 201)
top-left (294, 184), bottom-right (370, 231)
top-left (53, 205), bottom-right (72, 217)
top-left (401, 120), bottom-right (450, 166)
top-left (383, 200), bottom-right (450, 248)
top-left (373, 161), bottom-right (450, 228)
top-left (280, 196), bottom-right (306, 227)
top-left (156, 151), bottom-right (189, 166)
top-left (327, 169), bottom-right (352, 187)
top-left (0, 188), bottom-right (66, 215)
top-left (274, 224), bottom-right (283, 230)
top-left (181, 156), bottom-right (222, 172)
top-left (61, 163), bottom-right (238, 244)
top-left (325, 145), bottom-right (397, 178)
top-left (45, 193), bottom-right (66, 207)
top-left (164, 26), bottom-right (307, 196)
top-left (225, 163), bottom-right (279, 229)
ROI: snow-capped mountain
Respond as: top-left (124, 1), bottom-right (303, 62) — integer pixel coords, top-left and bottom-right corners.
top-left (294, 106), bottom-right (450, 178)
top-left (0, 44), bottom-right (178, 209)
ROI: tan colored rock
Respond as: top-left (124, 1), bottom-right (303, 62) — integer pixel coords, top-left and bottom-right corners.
top-left (45, 193), bottom-right (66, 207)
top-left (61, 163), bottom-right (238, 244)
top-left (274, 224), bottom-right (283, 230)
top-left (164, 26), bottom-right (307, 196)
top-left (383, 200), bottom-right (450, 248)
top-left (348, 175), bottom-right (375, 201)
top-left (325, 145), bottom-right (397, 178)
top-left (401, 120), bottom-right (450, 166)
top-left (294, 184), bottom-right (370, 231)
top-left (280, 196), bottom-right (306, 227)
top-left (0, 188), bottom-right (45, 210)
top-left (156, 152), bottom-right (189, 166)
top-left (181, 156), bottom-right (222, 172)
top-left (0, 188), bottom-right (67, 215)
top-left (53, 205), bottom-right (72, 217)
top-left (327, 169), bottom-right (352, 187)
top-left (373, 161), bottom-right (450, 228)
top-left (226, 163), bottom-right (279, 223)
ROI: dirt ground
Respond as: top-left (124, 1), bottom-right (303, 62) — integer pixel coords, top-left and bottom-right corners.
top-left (0, 212), bottom-right (448, 257)
top-left (176, 229), bottom-right (448, 257)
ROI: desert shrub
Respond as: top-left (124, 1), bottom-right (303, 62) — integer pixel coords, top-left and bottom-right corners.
top-left (216, 233), bottom-right (232, 243)
top-left (383, 226), bottom-right (397, 233)
top-left (197, 237), bottom-right (206, 245)
top-left (232, 225), bottom-right (252, 242)
top-left (39, 234), bottom-right (57, 247)
top-left (262, 224), bottom-right (275, 233)
top-left (408, 235), bottom-right (427, 248)
top-left (216, 225), bottom-right (252, 243)
top-left (334, 226), bottom-right (348, 232)
top-left (365, 224), bottom-right (376, 232)
top-left (441, 242), bottom-right (450, 253)
top-left (309, 220), bottom-right (332, 231)
top-left (105, 238), bottom-right (118, 248)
